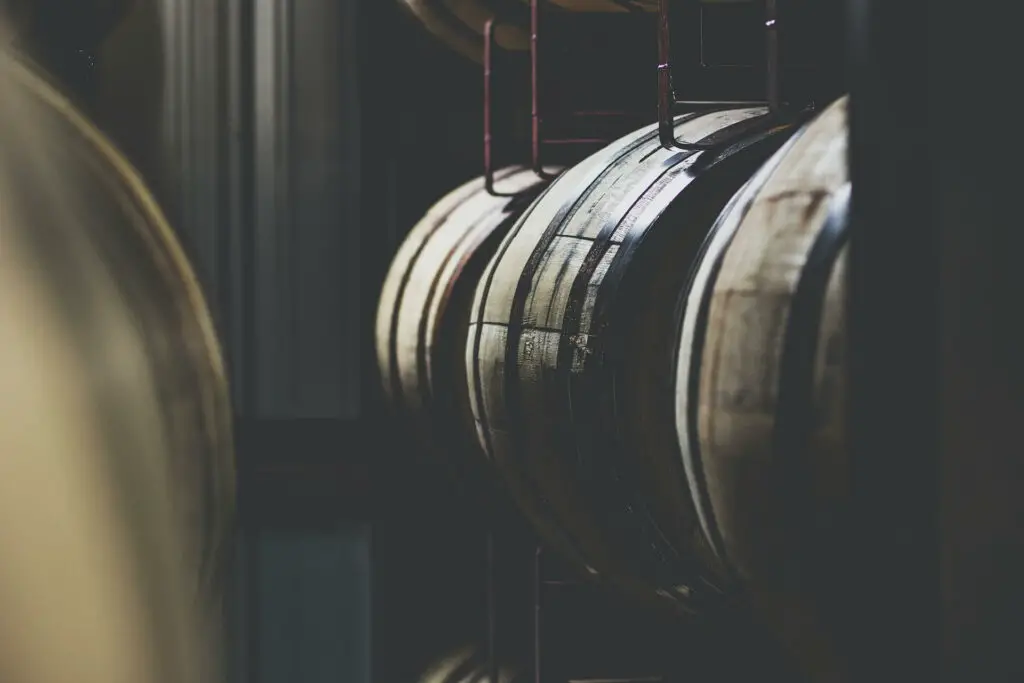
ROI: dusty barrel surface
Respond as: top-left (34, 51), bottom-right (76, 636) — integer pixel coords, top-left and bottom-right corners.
top-left (0, 50), bottom-right (235, 618)
top-left (0, 48), bottom-right (224, 683)
top-left (673, 96), bottom-right (849, 677)
top-left (467, 106), bottom-right (797, 613)
top-left (376, 167), bottom-right (549, 499)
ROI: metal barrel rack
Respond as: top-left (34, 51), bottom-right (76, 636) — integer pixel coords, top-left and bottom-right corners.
top-left (484, 0), bottom-right (656, 195)
top-left (477, 2), bottom-right (839, 681)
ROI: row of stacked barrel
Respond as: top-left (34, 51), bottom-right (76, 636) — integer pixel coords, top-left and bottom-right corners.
top-left (0, 7), bottom-right (234, 683)
top-left (378, 1), bottom-right (851, 682)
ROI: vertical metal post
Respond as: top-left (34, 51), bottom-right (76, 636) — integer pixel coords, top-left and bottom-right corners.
top-left (533, 546), bottom-right (543, 683)
top-left (764, 0), bottom-right (780, 113)
top-left (486, 531), bottom-right (500, 683)
top-left (529, 0), bottom-right (542, 174)
top-left (484, 20), bottom-right (517, 197)
top-left (656, 0), bottom-right (676, 148)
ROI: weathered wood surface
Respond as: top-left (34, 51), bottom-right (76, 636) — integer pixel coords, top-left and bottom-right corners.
top-left (0, 48), bottom-right (225, 683)
top-left (467, 106), bottom-right (794, 614)
top-left (376, 167), bottom-right (548, 501)
top-left (674, 95), bottom-right (849, 678)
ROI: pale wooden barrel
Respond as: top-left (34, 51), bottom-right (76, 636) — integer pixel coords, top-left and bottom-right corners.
top-left (0, 49), bottom-right (236, 630)
top-left (376, 167), bottom-right (549, 501)
top-left (673, 95), bottom-right (849, 678)
top-left (417, 646), bottom-right (527, 683)
top-left (467, 106), bottom-right (797, 614)
top-left (0, 46), bottom-right (222, 683)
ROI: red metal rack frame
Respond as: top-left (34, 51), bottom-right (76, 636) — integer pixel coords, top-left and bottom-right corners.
top-left (484, 18), bottom-right (521, 197)
top-left (657, 0), bottom-right (781, 150)
top-left (485, 0), bottom-right (789, 197)
top-left (529, 0), bottom-right (651, 177)
top-left (484, 2), bottom-right (652, 195)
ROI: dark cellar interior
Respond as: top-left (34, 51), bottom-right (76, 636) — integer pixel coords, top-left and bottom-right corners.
top-left (1, 1), bottom-right (1023, 682)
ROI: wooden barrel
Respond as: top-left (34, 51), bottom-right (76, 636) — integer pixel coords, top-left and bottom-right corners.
top-left (0, 46), bottom-right (221, 683)
top-left (467, 106), bottom-right (798, 614)
top-left (376, 167), bottom-right (549, 507)
top-left (673, 95), bottom-right (849, 678)
top-left (417, 646), bottom-right (527, 683)
top-left (0, 50), bottom-right (236, 624)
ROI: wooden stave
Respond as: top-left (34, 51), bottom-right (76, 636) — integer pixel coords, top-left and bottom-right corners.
top-left (375, 166), bottom-right (549, 509)
top-left (467, 107), bottom-right (797, 614)
top-left (673, 96), bottom-right (849, 678)
top-left (0, 47), bottom-right (220, 683)
top-left (0, 51), bottom-right (236, 625)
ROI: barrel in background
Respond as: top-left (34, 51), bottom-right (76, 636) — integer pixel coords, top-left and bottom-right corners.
top-left (376, 166), bottom-right (551, 514)
top-left (673, 94), bottom-right (849, 681)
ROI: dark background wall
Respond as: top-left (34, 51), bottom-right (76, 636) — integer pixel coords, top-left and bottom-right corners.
top-left (147, 1), bottom-right (486, 682)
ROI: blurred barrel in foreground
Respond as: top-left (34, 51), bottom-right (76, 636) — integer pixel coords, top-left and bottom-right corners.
top-left (376, 167), bottom-right (549, 508)
top-left (417, 646), bottom-right (528, 683)
top-left (674, 95), bottom-right (849, 679)
top-left (467, 106), bottom-right (797, 614)
top-left (0, 48), bottom-right (235, 624)
top-left (0, 47), bottom-right (224, 683)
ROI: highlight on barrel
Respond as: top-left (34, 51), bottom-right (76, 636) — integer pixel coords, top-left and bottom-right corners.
top-left (416, 646), bottom-right (528, 683)
top-left (0, 47), bottom-right (222, 683)
top-left (466, 105), bottom-right (797, 614)
top-left (0, 49), bottom-right (236, 623)
top-left (376, 167), bottom-right (550, 501)
top-left (673, 95), bottom-right (849, 677)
